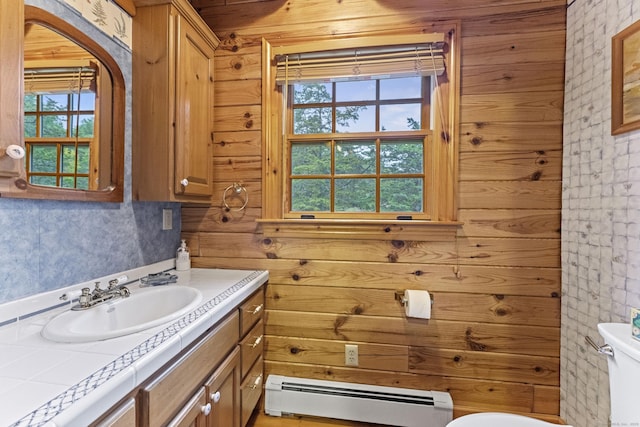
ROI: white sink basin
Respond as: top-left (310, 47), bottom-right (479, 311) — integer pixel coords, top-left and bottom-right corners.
top-left (42, 286), bottom-right (203, 343)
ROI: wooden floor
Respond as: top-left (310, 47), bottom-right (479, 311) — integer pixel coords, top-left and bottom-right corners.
top-left (247, 412), bottom-right (384, 427)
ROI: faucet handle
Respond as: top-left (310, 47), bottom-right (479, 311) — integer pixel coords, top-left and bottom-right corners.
top-left (108, 275), bottom-right (129, 289)
top-left (79, 287), bottom-right (92, 307)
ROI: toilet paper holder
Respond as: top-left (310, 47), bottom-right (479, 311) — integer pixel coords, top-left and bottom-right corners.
top-left (395, 290), bottom-right (434, 306)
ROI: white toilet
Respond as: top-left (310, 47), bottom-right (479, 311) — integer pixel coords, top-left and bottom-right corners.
top-left (446, 322), bottom-right (640, 427)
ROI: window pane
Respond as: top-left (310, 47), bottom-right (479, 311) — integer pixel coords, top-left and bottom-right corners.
top-left (30, 145), bottom-right (57, 172)
top-left (293, 83), bottom-right (332, 104)
top-left (71, 114), bottom-right (95, 138)
top-left (336, 105), bottom-right (374, 133)
top-left (291, 178), bottom-right (330, 211)
top-left (291, 142), bottom-right (331, 175)
top-left (381, 141), bottom-right (423, 174)
top-left (380, 178), bottom-right (423, 212)
top-left (42, 115), bottom-right (68, 137)
top-left (335, 178), bottom-right (375, 212)
top-left (380, 103), bottom-right (421, 131)
top-left (76, 177), bottom-right (89, 190)
top-left (41, 94), bottom-right (68, 111)
top-left (72, 92), bottom-right (96, 110)
top-left (30, 176), bottom-right (56, 187)
top-left (24, 116), bottom-right (36, 138)
top-left (77, 145), bottom-right (90, 174)
top-left (380, 77), bottom-right (421, 100)
top-left (336, 80), bottom-right (375, 102)
top-left (61, 176), bottom-right (76, 188)
top-left (24, 94), bottom-right (36, 112)
top-left (294, 107), bottom-right (332, 134)
top-left (61, 145), bottom-right (77, 173)
top-left (335, 142), bottom-right (376, 174)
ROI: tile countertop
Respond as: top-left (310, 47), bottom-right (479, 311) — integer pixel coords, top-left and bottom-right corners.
top-left (0, 260), bottom-right (268, 427)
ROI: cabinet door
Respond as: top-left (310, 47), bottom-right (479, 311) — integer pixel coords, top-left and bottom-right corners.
top-left (206, 347), bottom-right (241, 427)
top-left (174, 14), bottom-right (215, 197)
top-left (167, 387), bottom-right (209, 427)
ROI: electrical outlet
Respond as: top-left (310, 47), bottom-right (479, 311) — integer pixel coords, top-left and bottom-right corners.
top-left (162, 208), bottom-right (173, 230)
top-left (345, 344), bottom-right (359, 366)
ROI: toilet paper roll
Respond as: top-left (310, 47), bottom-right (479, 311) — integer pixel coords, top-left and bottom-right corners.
top-left (404, 290), bottom-right (431, 319)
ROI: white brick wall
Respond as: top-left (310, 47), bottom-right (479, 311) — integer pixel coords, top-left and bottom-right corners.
top-left (563, 1), bottom-right (640, 425)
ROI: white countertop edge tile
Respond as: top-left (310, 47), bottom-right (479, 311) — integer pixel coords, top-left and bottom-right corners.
top-left (2, 265), bottom-right (268, 427)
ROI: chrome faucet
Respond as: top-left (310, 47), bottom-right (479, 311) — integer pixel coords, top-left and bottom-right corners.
top-left (72, 275), bottom-right (130, 311)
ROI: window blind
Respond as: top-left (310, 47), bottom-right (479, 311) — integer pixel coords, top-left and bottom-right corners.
top-left (24, 65), bottom-right (97, 94)
top-left (275, 35), bottom-right (446, 85)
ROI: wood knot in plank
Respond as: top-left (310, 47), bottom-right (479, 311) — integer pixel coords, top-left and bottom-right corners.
top-left (387, 253), bottom-right (398, 263)
top-left (351, 305), bottom-right (364, 315)
top-left (495, 307), bottom-right (509, 317)
top-left (292, 274), bottom-right (300, 281)
top-left (470, 137), bottom-right (482, 146)
top-left (290, 346), bottom-right (300, 354)
top-left (391, 240), bottom-right (405, 249)
top-left (465, 328), bottom-right (487, 351)
top-left (530, 171), bottom-right (542, 181)
top-left (333, 316), bottom-right (349, 339)
top-left (266, 252), bottom-right (278, 259)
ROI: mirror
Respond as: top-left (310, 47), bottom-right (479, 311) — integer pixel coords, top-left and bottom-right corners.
top-left (5, 6), bottom-right (124, 202)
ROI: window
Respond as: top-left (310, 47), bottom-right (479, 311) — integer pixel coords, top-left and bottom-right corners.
top-left (262, 30), bottom-right (459, 224)
top-left (288, 77), bottom-right (429, 216)
top-left (23, 64), bottom-right (97, 190)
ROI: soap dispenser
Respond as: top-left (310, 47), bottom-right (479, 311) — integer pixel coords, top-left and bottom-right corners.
top-left (176, 239), bottom-right (191, 271)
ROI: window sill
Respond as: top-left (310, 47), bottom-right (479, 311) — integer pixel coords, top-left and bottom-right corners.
top-left (256, 218), bottom-right (463, 241)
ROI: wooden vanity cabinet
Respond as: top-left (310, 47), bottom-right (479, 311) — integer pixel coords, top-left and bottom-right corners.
top-left (93, 284), bottom-right (265, 427)
top-left (140, 311), bottom-right (239, 426)
top-left (132, 0), bottom-right (219, 203)
top-left (238, 289), bottom-right (265, 427)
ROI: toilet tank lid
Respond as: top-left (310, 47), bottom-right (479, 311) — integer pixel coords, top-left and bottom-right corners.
top-left (598, 323), bottom-right (640, 362)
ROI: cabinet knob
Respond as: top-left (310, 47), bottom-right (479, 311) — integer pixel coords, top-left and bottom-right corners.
top-left (250, 304), bottom-right (263, 315)
top-left (201, 402), bottom-right (212, 416)
top-left (180, 178), bottom-right (189, 187)
top-left (211, 391), bottom-right (221, 403)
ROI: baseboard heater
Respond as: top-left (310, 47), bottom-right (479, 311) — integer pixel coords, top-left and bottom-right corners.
top-left (265, 375), bottom-right (453, 427)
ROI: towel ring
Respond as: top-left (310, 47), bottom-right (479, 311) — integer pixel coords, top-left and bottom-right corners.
top-left (223, 182), bottom-right (248, 211)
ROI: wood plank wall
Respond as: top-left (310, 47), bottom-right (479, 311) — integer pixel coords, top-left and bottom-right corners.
top-left (183, 0), bottom-right (566, 422)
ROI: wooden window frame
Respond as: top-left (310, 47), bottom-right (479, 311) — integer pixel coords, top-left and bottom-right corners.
top-left (260, 26), bottom-right (461, 238)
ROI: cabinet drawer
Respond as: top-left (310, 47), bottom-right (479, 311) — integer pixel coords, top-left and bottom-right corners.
top-left (240, 356), bottom-right (263, 427)
top-left (239, 318), bottom-right (263, 379)
top-left (141, 311), bottom-right (239, 427)
top-left (239, 289), bottom-right (264, 337)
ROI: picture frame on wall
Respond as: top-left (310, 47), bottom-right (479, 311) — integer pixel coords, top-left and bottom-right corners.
top-left (612, 19), bottom-right (640, 135)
